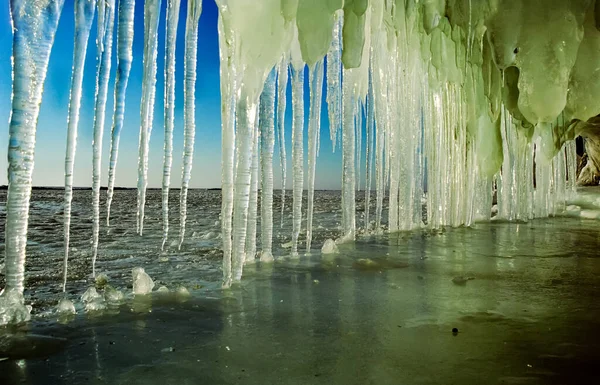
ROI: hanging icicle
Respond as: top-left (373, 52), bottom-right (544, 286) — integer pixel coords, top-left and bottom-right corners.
top-left (106, 0), bottom-right (136, 228)
top-left (91, 0), bottom-right (116, 277)
top-left (160, 0), bottom-right (181, 250)
top-left (136, 0), bottom-right (162, 236)
top-left (259, 69), bottom-right (277, 262)
top-left (62, 0), bottom-right (96, 292)
top-left (178, 0), bottom-right (203, 249)
top-left (306, 59), bottom-right (324, 253)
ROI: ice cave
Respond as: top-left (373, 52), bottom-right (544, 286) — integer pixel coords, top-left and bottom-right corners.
top-left (1, 0), bottom-right (600, 384)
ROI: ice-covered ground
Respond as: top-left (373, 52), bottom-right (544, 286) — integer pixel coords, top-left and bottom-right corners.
top-left (1, 187), bottom-right (600, 384)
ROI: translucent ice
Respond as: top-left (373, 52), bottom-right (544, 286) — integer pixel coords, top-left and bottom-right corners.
top-left (321, 239), bottom-right (339, 254)
top-left (132, 267), bottom-right (155, 295)
top-left (0, 290), bottom-right (32, 326)
top-left (56, 298), bottom-right (76, 315)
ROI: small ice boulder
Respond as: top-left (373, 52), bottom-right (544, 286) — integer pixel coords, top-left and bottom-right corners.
top-left (132, 267), bottom-right (155, 295)
top-left (0, 290), bottom-right (32, 326)
top-left (81, 287), bottom-right (106, 312)
top-left (176, 286), bottom-right (190, 297)
top-left (103, 286), bottom-right (124, 303)
top-left (321, 239), bottom-right (339, 254)
top-left (95, 273), bottom-right (109, 289)
top-left (156, 285), bottom-right (169, 293)
top-left (56, 298), bottom-right (76, 315)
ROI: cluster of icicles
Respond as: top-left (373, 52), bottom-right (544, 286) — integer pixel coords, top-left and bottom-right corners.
top-left (1, 0), bottom-right (587, 324)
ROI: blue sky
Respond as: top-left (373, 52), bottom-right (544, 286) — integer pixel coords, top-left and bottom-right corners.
top-left (0, 0), bottom-right (349, 190)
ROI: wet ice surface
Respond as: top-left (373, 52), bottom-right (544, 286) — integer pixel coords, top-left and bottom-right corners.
top-left (1, 189), bottom-right (600, 384)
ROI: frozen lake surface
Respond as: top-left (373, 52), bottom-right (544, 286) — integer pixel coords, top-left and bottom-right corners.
top-left (1, 188), bottom-right (600, 384)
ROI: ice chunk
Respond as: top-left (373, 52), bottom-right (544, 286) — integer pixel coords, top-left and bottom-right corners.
top-left (156, 286), bottom-right (169, 293)
top-left (104, 286), bottom-right (124, 303)
top-left (95, 273), bottom-right (109, 289)
top-left (56, 298), bottom-right (76, 315)
top-left (321, 239), bottom-right (339, 254)
top-left (0, 290), bottom-right (32, 326)
top-left (132, 267), bottom-right (155, 295)
top-left (81, 287), bottom-right (106, 312)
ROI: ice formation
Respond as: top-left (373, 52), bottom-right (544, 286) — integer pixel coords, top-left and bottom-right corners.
top-left (106, 0), bottom-right (136, 227)
top-left (137, 0), bottom-right (162, 236)
top-left (161, 0), bottom-right (181, 250)
top-left (3, 0), bottom-right (600, 322)
top-left (63, 0), bottom-right (96, 292)
top-left (2, 0), bottom-right (64, 324)
top-left (259, 70), bottom-right (277, 262)
top-left (178, 0), bottom-right (203, 249)
top-left (91, 0), bottom-right (116, 277)
top-left (132, 267), bottom-right (155, 295)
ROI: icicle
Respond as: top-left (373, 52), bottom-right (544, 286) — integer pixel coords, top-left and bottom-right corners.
top-left (2, 0), bottom-right (64, 323)
top-left (291, 66), bottom-right (305, 256)
top-left (245, 115), bottom-right (260, 263)
top-left (364, 65), bottom-right (375, 231)
top-left (260, 69), bottom-right (277, 262)
top-left (306, 60), bottom-right (324, 253)
top-left (356, 101), bottom-right (363, 193)
top-left (340, 68), bottom-right (356, 242)
top-left (231, 92), bottom-right (258, 281)
top-left (326, 11), bottom-right (343, 152)
top-left (178, 0), bottom-right (203, 249)
top-left (160, 0), bottom-right (181, 250)
top-left (91, 0), bottom-right (116, 278)
top-left (62, 0), bottom-right (95, 293)
top-left (136, 0), bottom-right (162, 236)
top-left (276, 58), bottom-right (288, 229)
top-left (217, 10), bottom-right (236, 288)
top-left (106, 0), bottom-right (136, 227)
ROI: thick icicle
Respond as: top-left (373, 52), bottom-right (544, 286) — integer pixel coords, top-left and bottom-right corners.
top-left (290, 66), bottom-right (305, 256)
top-left (217, 11), bottom-right (236, 288)
top-left (91, 0), bottom-right (116, 277)
top-left (106, 0), bottom-right (136, 227)
top-left (306, 60), bottom-right (324, 253)
top-left (231, 92), bottom-right (258, 281)
top-left (178, 0), bottom-right (203, 249)
top-left (245, 115), bottom-right (260, 263)
top-left (326, 11), bottom-right (343, 152)
top-left (364, 65), bottom-right (375, 231)
top-left (136, 0), bottom-right (162, 236)
top-left (276, 58), bottom-right (288, 228)
top-left (340, 69), bottom-right (356, 242)
top-left (62, 0), bottom-right (95, 293)
top-left (259, 70), bottom-right (277, 262)
top-left (2, 0), bottom-right (65, 324)
top-left (160, 0), bottom-right (181, 250)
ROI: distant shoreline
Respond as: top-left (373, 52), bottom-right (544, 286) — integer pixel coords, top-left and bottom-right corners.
top-left (0, 185), bottom-right (222, 191)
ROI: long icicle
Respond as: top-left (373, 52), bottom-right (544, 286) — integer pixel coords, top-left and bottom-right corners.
top-left (106, 0), bottom-right (136, 227)
top-left (62, 0), bottom-right (96, 292)
top-left (160, 0), bottom-right (181, 250)
top-left (260, 69), bottom-right (277, 262)
top-left (136, 0), bottom-right (162, 236)
top-left (306, 60), bottom-right (324, 254)
top-left (2, 0), bottom-right (65, 325)
top-left (341, 68), bottom-right (356, 242)
top-left (290, 65), bottom-right (305, 256)
top-left (91, 0), bottom-right (116, 278)
top-left (217, 8), bottom-right (236, 288)
top-left (277, 58), bottom-right (289, 229)
top-left (245, 113), bottom-right (260, 263)
top-left (326, 11), bottom-right (343, 152)
top-left (178, 0), bottom-right (203, 249)
top-left (231, 91), bottom-right (258, 281)
top-left (364, 63), bottom-right (375, 231)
